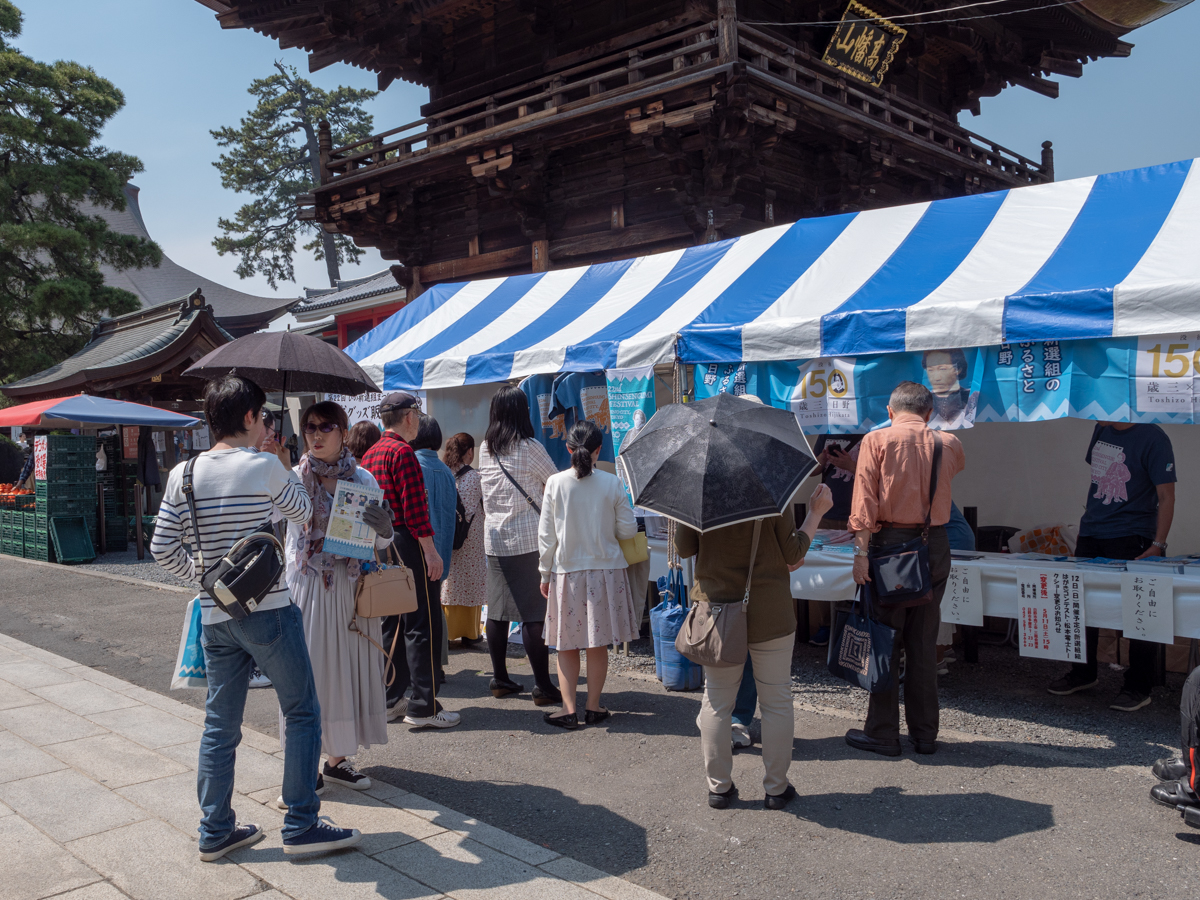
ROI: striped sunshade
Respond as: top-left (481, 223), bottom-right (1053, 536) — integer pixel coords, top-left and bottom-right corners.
top-left (348, 158), bottom-right (1200, 391)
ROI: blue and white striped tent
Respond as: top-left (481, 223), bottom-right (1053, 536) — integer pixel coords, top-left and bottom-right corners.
top-left (348, 158), bottom-right (1200, 391)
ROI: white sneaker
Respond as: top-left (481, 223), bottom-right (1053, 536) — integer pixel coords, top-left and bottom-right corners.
top-left (731, 723), bottom-right (753, 750)
top-left (248, 672), bottom-right (272, 689)
top-left (404, 710), bottom-right (461, 729)
top-left (387, 699), bottom-right (409, 721)
top-left (274, 774), bottom-right (327, 810)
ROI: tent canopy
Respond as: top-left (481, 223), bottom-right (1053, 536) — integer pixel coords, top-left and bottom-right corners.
top-left (0, 395), bottom-right (200, 429)
top-left (348, 158), bottom-right (1200, 391)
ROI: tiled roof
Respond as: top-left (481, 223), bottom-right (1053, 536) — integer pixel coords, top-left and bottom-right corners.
top-left (295, 270), bottom-right (405, 316)
top-left (87, 184), bottom-right (297, 329)
top-left (5, 293), bottom-right (231, 392)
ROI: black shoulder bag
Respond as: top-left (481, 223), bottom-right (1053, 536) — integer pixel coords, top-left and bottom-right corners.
top-left (182, 456), bottom-right (286, 621)
top-left (495, 456), bottom-right (541, 515)
top-left (452, 465), bottom-right (476, 551)
top-left (867, 433), bottom-right (942, 608)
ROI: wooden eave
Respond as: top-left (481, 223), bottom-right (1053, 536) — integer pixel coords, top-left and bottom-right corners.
top-left (3, 310), bottom-right (232, 402)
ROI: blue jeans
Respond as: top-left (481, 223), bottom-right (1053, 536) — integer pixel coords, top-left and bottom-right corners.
top-left (733, 654), bottom-right (757, 728)
top-left (198, 603), bottom-right (322, 848)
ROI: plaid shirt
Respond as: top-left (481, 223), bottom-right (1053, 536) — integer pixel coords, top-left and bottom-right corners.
top-left (361, 431), bottom-right (433, 539)
top-left (479, 438), bottom-right (559, 557)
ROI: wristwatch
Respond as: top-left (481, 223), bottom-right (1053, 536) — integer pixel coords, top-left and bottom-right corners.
top-left (853, 547), bottom-right (870, 558)
top-left (1151, 540), bottom-right (1168, 551)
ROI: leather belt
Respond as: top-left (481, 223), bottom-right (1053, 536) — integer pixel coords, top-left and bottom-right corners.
top-left (877, 522), bottom-right (926, 530)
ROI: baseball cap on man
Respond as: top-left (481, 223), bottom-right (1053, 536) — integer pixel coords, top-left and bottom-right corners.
top-left (379, 391), bottom-right (421, 413)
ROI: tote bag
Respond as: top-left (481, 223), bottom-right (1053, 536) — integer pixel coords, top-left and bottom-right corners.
top-left (650, 568), bottom-right (703, 691)
top-left (171, 597), bottom-right (207, 690)
top-left (827, 584), bottom-right (896, 694)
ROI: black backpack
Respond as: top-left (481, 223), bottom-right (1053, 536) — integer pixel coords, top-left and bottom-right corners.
top-left (452, 466), bottom-right (476, 551)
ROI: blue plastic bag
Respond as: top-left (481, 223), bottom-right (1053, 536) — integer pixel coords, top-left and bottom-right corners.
top-left (650, 568), bottom-right (703, 691)
top-left (171, 597), bottom-right (207, 690)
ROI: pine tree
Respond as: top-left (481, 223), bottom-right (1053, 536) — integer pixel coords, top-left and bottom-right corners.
top-left (0, 0), bottom-right (161, 383)
top-left (212, 63), bottom-right (376, 289)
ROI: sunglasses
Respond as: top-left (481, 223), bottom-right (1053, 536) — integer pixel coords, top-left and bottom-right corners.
top-left (303, 422), bottom-right (340, 435)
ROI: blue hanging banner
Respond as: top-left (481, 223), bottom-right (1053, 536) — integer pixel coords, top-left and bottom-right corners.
top-left (518, 373), bottom-right (574, 469)
top-left (606, 366), bottom-right (657, 509)
top-left (693, 334), bottom-right (1200, 433)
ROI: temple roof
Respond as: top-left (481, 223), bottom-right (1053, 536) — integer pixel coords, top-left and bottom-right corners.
top-left (293, 270), bottom-right (406, 322)
top-left (90, 183), bottom-right (297, 335)
top-left (3, 291), bottom-right (233, 401)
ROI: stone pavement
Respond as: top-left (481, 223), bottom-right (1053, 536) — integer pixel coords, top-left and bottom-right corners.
top-left (0, 630), bottom-right (666, 900)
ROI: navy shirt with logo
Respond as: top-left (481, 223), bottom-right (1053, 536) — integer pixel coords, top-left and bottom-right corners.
top-left (1079, 424), bottom-right (1176, 540)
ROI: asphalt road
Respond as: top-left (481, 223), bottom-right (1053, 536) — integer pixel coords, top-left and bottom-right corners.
top-left (1, 555), bottom-right (1197, 900)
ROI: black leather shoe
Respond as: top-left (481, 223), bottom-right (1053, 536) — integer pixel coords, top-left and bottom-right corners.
top-left (1150, 779), bottom-right (1200, 809)
top-left (764, 784), bottom-right (797, 811)
top-left (910, 737), bottom-right (937, 755)
top-left (845, 728), bottom-right (901, 757)
top-left (584, 708), bottom-right (611, 726)
top-left (489, 678), bottom-right (523, 698)
top-left (543, 711), bottom-right (578, 730)
top-left (709, 784), bottom-right (737, 810)
top-left (1153, 757), bottom-right (1189, 782)
top-left (532, 686), bottom-right (563, 707)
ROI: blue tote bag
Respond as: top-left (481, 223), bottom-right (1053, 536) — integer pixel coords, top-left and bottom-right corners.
top-left (827, 584), bottom-right (896, 694)
top-left (171, 597), bottom-right (207, 690)
top-left (650, 568), bottom-right (704, 692)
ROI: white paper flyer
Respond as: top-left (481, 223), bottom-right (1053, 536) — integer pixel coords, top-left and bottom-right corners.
top-left (321, 480), bottom-right (384, 560)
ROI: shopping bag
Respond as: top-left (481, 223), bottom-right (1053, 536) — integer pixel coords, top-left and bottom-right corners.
top-left (827, 585), bottom-right (896, 694)
top-left (171, 597), bottom-right (207, 690)
top-left (650, 568), bottom-right (703, 691)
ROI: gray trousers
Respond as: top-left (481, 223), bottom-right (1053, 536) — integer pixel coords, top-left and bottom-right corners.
top-left (863, 525), bottom-right (951, 744)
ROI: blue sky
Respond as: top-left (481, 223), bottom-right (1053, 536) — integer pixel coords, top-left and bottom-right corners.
top-left (16, 0), bottom-right (1200, 301)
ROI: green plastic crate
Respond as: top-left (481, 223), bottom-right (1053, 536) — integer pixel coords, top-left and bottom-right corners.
top-left (49, 516), bottom-right (95, 564)
top-left (45, 434), bottom-right (95, 451)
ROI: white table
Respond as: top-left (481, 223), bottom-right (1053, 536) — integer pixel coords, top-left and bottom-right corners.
top-left (650, 540), bottom-right (1200, 640)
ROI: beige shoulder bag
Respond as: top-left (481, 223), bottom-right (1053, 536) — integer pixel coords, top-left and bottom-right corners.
top-left (674, 520), bottom-right (762, 668)
top-left (350, 543), bottom-right (419, 685)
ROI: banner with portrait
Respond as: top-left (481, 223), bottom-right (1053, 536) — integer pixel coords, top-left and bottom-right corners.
top-left (693, 334), bottom-right (1200, 433)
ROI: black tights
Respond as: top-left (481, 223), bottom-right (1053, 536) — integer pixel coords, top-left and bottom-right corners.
top-left (486, 618), bottom-right (555, 692)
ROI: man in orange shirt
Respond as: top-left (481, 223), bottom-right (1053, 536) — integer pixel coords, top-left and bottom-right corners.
top-left (845, 382), bottom-right (965, 756)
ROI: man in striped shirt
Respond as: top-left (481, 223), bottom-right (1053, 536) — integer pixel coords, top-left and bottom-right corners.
top-left (153, 375), bottom-right (361, 860)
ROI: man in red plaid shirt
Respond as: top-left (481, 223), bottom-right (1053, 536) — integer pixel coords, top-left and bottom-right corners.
top-left (361, 391), bottom-right (459, 729)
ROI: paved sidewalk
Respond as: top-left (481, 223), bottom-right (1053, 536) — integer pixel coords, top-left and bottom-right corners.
top-left (0, 631), bottom-right (666, 900)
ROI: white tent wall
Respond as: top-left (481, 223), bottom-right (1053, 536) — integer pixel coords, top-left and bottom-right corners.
top-left (791, 418), bottom-right (1200, 553)
top-left (423, 383), bottom-right (502, 452)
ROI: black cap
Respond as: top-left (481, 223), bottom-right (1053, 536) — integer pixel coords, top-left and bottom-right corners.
top-left (379, 391), bottom-right (420, 413)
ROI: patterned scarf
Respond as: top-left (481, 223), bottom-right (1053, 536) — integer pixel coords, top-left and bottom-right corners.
top-left (296, 446), bottom-right (362, 588)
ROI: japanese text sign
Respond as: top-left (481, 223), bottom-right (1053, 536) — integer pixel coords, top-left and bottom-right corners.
top-left (942, 564), bottom-right (983, 627)
top-left (1121, 573), bottom-right (1174, 645)
top-left (1017, 569), bottom-right (1086, 663)
top-left (822, 1), bottom-right (907, 88)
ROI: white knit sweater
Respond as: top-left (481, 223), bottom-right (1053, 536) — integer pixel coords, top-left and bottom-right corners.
top-left (537, 468), bottom-right (637, 580)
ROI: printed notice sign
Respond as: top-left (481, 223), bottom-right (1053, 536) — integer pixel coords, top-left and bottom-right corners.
top-left (320, 479), bottom-right (384, 560)
top-left (941, 564), bottom-right (983, 627)
top-left (1017, 569), bottom-right (1086, 662)
top-left (1121, 573), bottom-right (1174, 645)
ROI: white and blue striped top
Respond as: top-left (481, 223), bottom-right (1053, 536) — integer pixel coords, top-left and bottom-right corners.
top-left (151, 448), bottom-right (313, 625)
top-left (346, 157), bottom-right (1200, 390)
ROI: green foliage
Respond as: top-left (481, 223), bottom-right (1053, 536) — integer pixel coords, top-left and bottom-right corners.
top-left (0, 0), bottom-right (162, 383)
top-left (212, 63), bottom-right (376, 288)
top-left (0, 433), bottom-right (23, 482)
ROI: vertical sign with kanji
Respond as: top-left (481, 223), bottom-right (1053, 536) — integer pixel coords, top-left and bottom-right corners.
top-left (942, 564), bottom-right (983, 627)
top-left (33, 436), bottom-right (46, 480)
top-left (1017, 569), bottom-right (1086, 662)
top-left (822, 1), bottom-right (907, 88)
top-left (1121, 573), bottom-right (1174, 645)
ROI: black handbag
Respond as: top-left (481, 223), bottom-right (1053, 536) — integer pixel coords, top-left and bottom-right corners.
top-left (868, 433), bottom-right (942, 607)
top-left (828, 584), bottom-right (897, 693)
top-left (182, 456), bottom-right (285, 621)
top-left (452, 466), bottom-right (475, 551)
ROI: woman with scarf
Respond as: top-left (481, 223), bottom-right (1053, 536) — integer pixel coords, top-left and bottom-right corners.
top-left (282, 401), bottom-right (395, 792)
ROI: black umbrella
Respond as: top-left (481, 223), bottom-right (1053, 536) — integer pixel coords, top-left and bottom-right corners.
top-left (618, 393), bottom-right (818, 532)
top-left (183, 332), bottom-right (379, 396)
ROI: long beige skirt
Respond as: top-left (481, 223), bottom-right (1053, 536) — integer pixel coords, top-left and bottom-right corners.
top-left (280, 562), bottom-right (387, 758)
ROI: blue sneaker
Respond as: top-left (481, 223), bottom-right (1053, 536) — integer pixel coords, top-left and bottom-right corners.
top-left (199, 823), bottom-right (264, 862)
top-left (282, 817), bottom-right (362, 855)
top-left (809, 626), bottom-right (830, 647)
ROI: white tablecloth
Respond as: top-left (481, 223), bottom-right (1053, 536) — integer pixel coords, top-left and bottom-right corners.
top-left (650, 540), bottom-right (1200, 640)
